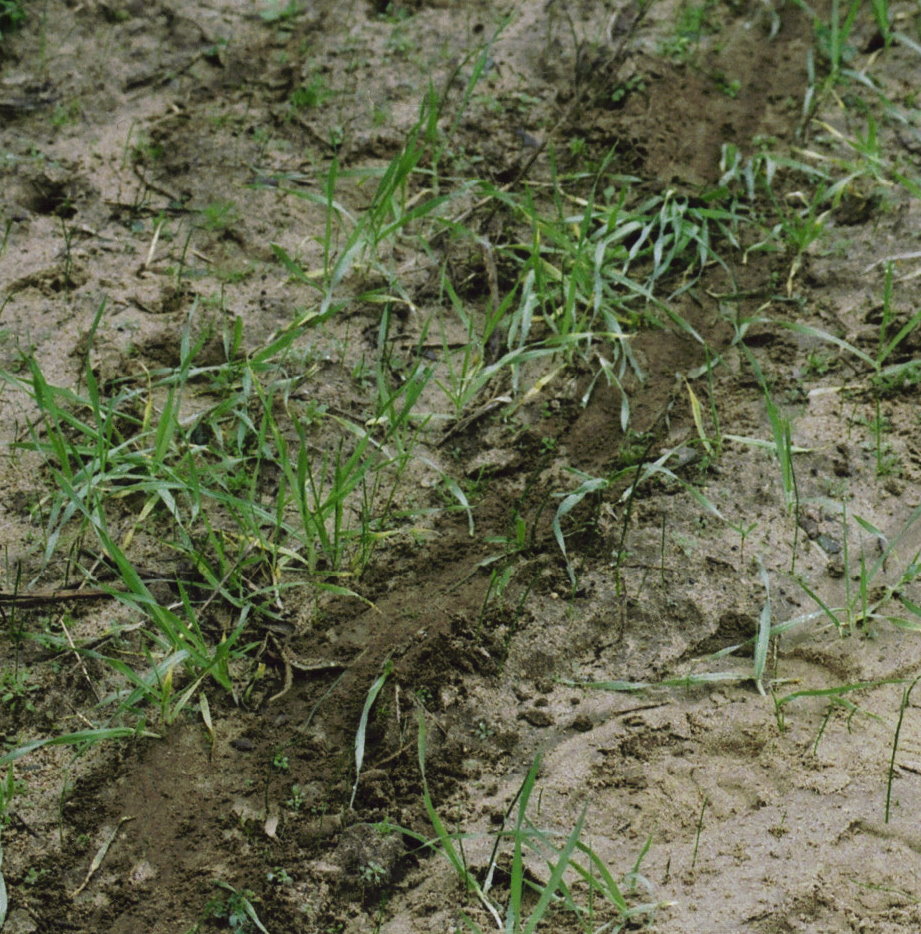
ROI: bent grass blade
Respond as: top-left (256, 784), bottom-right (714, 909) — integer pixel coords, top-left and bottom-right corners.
top-left (350, 659), bottom-right (393, 810)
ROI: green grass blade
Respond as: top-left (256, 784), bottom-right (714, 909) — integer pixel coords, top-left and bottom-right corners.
top-left (754, 558), bottom-right (772, 695)
top-left (0, 844), bottom-right (7, 929)
top-left (507, 756), bottom-right (541, 931)
top-left (416, 711), bottom-right (502, 927)
top-left (780, 321), bottom-right (876, 368)
top-left (553, 474), bottom-right (609, 584)
top-left (350, 659), bottom-right (393, 809)
top-left (521, 806), bottom-right (586, 934)
top-left (0, 727), bottom-right (159, 766)
top-left (775, 678), bottom-right (905, 709)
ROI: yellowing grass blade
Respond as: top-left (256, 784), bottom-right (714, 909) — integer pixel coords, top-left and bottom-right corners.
top-left (684, 378), bottom-right (712, 457)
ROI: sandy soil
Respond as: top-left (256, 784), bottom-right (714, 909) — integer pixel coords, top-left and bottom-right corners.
top-left (2, 0), bottom-right (921, 931)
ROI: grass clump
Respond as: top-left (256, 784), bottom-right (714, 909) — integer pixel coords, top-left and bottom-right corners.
top-left (0, 298), bottom-right (456, 747)
top-left (395, 712), bottom-right (664, 932)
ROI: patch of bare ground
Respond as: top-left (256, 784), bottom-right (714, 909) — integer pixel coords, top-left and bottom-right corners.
top-left (1, 0), bottom-right (921, 932)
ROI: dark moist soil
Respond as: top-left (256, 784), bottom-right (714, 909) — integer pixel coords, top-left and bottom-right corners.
top-left (2, 1), bottom-right (921, 932)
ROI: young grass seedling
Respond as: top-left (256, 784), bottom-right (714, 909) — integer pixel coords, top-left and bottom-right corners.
top-left (886, 675), bottom-right (921, 823)
top-left (796, 503), bottom-right (921, 634)
top-left (350, 659), bottom-right (392, 809)
top-left (753, 558), bottom-right (773, 696)
top-left (412, 711), bottom-right (661, 931)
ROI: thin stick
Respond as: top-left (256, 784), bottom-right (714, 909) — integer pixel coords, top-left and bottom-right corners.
top-left (60, 617), bottom-right (103, 704)
top-left (71, 817), bottom-right (134, 898)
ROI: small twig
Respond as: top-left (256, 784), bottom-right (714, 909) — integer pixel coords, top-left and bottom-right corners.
top-left (71, 817), bottom-right (134, 899)
top-left (863, 250), bottom-right (921, 273)
top-left (60, 616), bottom-right (103, 703)
top-left (267, 635), bottom-right (347, 704)
top-left (437, 394), bottom-right (512, 448)
top-left (0, 587), bottom-right (119, 607)
top-left (142, 219), bottom-right (164, 270)
top-left (370, 739), bottom-right (414, 769)
top-left (267, 636), bottom-right (294, 704)
top-left (132, 162), bottom-right (184, 205)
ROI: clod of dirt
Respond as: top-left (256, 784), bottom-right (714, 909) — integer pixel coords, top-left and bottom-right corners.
top-left (519, 707), bottom-right (554, 727)
top-left (333, 821), bottom-right (406, 898)
top-left (2, 909), bottom-right (38, 934)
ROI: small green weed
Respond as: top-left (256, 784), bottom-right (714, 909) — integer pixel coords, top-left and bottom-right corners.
top-left (130, 133), bottom-right (164, 165)
top-left (23, 866), bottom-right (49, 886)
top-left (783, 261), bottom-right (921, 475)
top-left (660, 0), bottom-right (718, 61)
top-left (790, 0), bottom-right (862, 85)
top-left (0, 0), bottom-right (25, 41)
top-left (199, 881), bottom-right (269, 934)
top-left (272, 753), bottom-right (290, 772)
top-left (0, 668), bottom-right (38, 712)
top-left (0, 769), bottom-right (24, 827)
top-left (199, 199), bottom-right (240, 233)
top-left (358, 860), bottom-right (387, 887)
top-left (285, 784), bottom-right (306, 810)
top-left (288, 77), bottom-right (330, 111)
top-left (266, 866), bottom-right (292, 886)
top-left (51, 101), bottom-right (82, 128)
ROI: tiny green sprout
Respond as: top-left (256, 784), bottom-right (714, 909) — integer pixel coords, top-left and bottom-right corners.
top-left (729, 520), bottom-right (759, 562)
top-left (805, 350), bottom-right (834, 375)
top-left (377, 2), bottom-right (410, 24)
top-left (285, 784), bottom-right (306, 810)
top-left (611, 74), bottom-right (646, 105)
top-left (24, 867), bottom-right (50, 886)
top-left (51, 101), bottom-right (82, 128)
top-left (199, 199), bottom-right (239, 232)
top-left (0, 768), bottom-right (24, 827)
top-left (272, 752), bottom-right (290, 772)
top-left (359, 860), bottom-right (387, 886)
top-left (714, 73), bottom-right (741, 98)
top-left (289, 77), bottom-right (330, 111)
top-left (206, 882), bottom-right (269, 934)
top-left (0, 669), bottom-right (38, 712)
top-left (386, 24), bottom-right (416, 55)
top-left (131, 134), bottom-right (164, 163)
top-left (475, 720), bottom-right (494, 740)
top-left (266, 866), bottom-right (293, 885)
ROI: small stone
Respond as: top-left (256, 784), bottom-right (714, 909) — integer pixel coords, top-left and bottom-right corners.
top-left (816, 534), bottom-right (841, 554)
